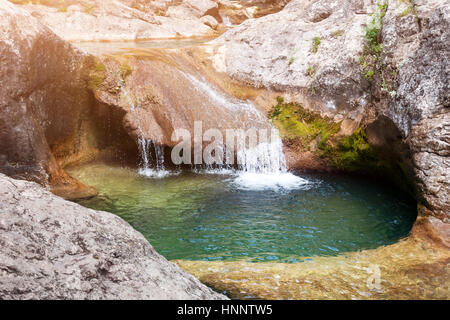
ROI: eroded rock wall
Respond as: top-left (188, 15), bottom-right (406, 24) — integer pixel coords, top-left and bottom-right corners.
top-left (380, 0), bottom-right (449, 221)
top-left (0, 0), bottom-right (94, 199)
top-left (0, 0), bottom-right (138, 199)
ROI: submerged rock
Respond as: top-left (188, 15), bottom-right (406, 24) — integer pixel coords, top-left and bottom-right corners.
top-left (176, 233), bottom-right (450, 299)
top-left (0, 173), bottom-right (226, 299)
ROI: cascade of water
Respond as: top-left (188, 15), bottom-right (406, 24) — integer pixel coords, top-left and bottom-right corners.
top-left (181, 72), bottom-right (263, 118)
top-left (181, 72), bottom-right (309, 189)
top-left (221, 15), bottom-right (233, 27)
top-left (121, 85), bottom-right (169, 177)
top-left (137, 137), bottom-right (151, 169)
top-left (122, 70), bottom-right (307, 187)
top-left (154, 143), bottom-right (165, 170)
top-left (181, 72), bottom-right (288, 174)
top-left (236, 132), bottom-right (287, 174)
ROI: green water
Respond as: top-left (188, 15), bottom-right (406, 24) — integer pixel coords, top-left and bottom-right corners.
top-left (69, 163), bottom-right (416, 263)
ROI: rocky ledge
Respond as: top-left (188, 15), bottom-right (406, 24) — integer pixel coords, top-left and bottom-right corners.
top-left (8, 0), bottom-right (289, 41)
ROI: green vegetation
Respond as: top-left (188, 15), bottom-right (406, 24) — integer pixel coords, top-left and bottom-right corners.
top-left (398, 0), bottom-right (416, 17)
top-left (320, 128), bottom-right (386, 171)
top-left (399, 6), bottom-right (412, 17)
top-left (84, 4), bottom-right (95, 15)
top-left (311, 37), bottom-right (322, 53)
top-left (269, 98), bottom-right (393, 173)
top-left (88, 62), bottom-right (107, 91)
top-left (305, 65), bottom-right (316, 77)
top-left (331, 29), bottom-right (345, 38)
top-left (120, 62), bottom-right (133, 78)
top-left (360, 2), bottom-right (388, 81)
top-left (288, 57), bottom-right (295, 66)
top-left (364, 69), bottom-right (375, 81)
top-left (268, 97), bottom-right (340, 149)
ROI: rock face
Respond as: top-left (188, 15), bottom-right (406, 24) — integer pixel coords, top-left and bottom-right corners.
top-left (380, 0), bottom-right (449, 221)
top-left (0, 0), bottom-right (94, 199)
top-left (8, 0), bottom-right (288, 41)
top-left (209, 0), bottom-right (450, 223)
top-left (0, 173), bottom-right (226, 299)
top-left (211, 0), bottom-right (372, 113)
top-left (0, 0), bottom-right (139, 199)
top-left (217, 0), bottom-right (291, 25)
top-left (167, 0), bottom-right (221, 22)
top-left (16, 0), bottom-right (217, 41)
top-left (91, 50), bottom-right (271, 150)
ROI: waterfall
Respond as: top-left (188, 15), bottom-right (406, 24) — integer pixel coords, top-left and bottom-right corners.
top-left (221, 14), bottom-right (233, 27)
top-left (181, 72), bottom-right (309, 189)
top-left (137, 137), bottom-right (170, 178)
top-left (121, 85), bottom-right (170, 178)
top-left (122, 70), bottom-right (308, 188)
top-left (182, 72), bottom-right (288, 173)
top-left (237, 132), bottom-right (287, 174)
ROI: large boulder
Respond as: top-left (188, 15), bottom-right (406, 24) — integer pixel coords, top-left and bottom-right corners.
top-left (0, 173), bottom-right (226, 299)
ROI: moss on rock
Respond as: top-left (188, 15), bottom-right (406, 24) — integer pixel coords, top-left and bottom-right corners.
top-left (87, 61), bottom-right (107, 91)
top-left (269, 98), bottom-right (398, 176)
top-left (268, 97), bottom-right (340, 149)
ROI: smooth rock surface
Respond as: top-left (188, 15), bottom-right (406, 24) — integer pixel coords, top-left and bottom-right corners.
top-left (92, 50), bottom-right (272, 149)
top-left (0, 173), bottom-right (226, 300)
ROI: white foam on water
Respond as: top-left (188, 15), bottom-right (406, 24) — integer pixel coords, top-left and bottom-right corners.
top-left (233, 172), bottom-right (310, 191)
top-left (138, 168), bottom-right (176, 179)
top-left (196, 168), bottom-right (235, 175)
top-left (232, 130), bottom-right (311, 191)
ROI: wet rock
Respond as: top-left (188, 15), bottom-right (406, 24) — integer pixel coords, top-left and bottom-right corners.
top-left (0, 0), bottom-right (98, 199)
top-left (91, 50), bottom-right (272, 151)
top-left (0, 173), bottom-right (226, 300)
